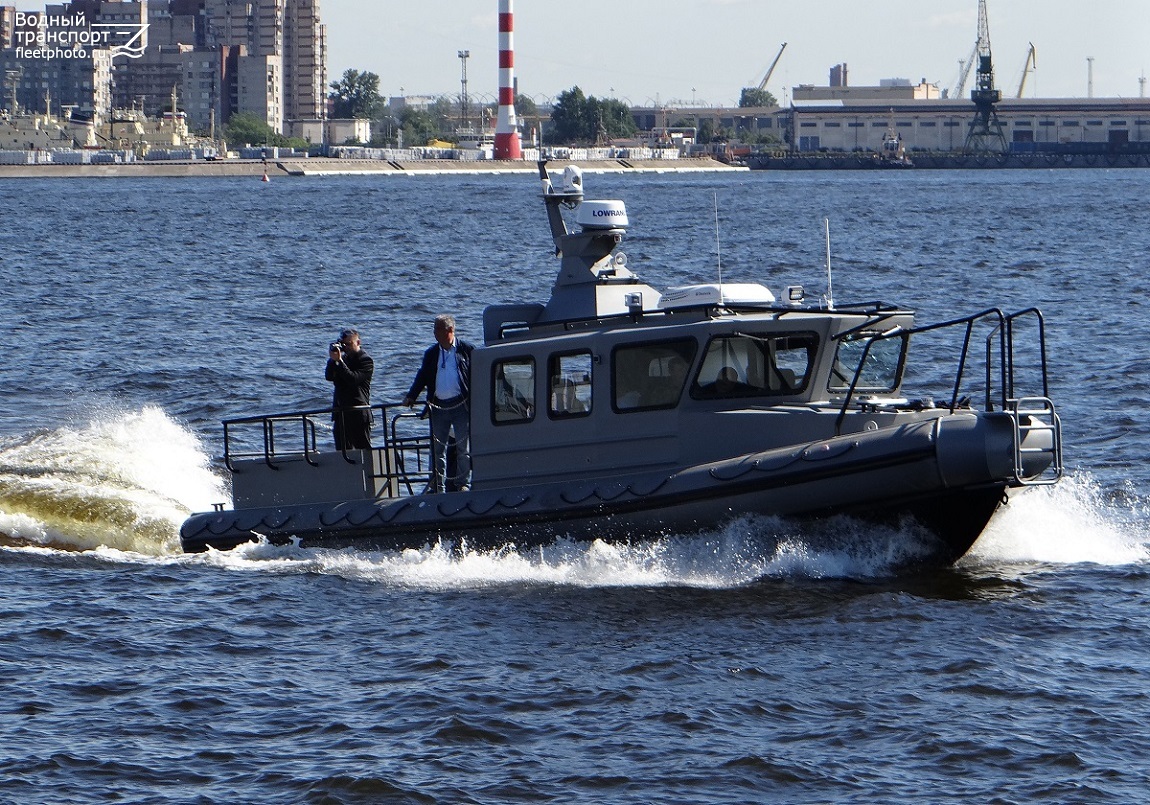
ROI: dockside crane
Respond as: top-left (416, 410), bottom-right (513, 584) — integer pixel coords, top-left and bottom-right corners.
top-left (1015, 42), bottom-right (1036, 98)
top-left (739, 42), bottom-right (786, 107)
top-left (757, 42), bottom-right (787, 91)
top-left (963, 0), bottom-right (1008, 154)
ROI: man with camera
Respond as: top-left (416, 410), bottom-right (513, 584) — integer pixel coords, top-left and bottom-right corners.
top-left (325, 328), bottom-right (374, 450)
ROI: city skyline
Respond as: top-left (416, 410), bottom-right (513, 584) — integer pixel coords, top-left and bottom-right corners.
top-left (1, 0), bottom-right (327, 136)
top-left (324, 0), bottom-right (1149, 107)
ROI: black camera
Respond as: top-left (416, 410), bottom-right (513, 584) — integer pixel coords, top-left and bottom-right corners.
top-left (329, 341), bottom-right (344, 353)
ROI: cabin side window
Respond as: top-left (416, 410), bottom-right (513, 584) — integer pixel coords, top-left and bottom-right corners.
top-left (828, 332), bottom-right (905, 392)
top-left (492, 357), bottom-right (535, 424)
top-left (691, 332), bottom-right (817, 399)
top-left (612, 338), bottom-right (697, 412)
top-left (549, 352), bottom-right (593, 419)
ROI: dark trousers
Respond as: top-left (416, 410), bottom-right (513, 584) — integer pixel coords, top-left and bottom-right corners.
top-left (430, 402), bottom-right (470, 492)
top-left (333, 409), bottom-right (371, 449)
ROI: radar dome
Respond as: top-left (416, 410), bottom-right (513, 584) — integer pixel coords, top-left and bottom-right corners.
top-left (575, 200), bottom-right (629, 230)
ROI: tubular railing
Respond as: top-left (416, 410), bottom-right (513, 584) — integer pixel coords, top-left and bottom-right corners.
top-left (221, 403), bottom-right (433, 498)
top-left (995, 307), bottom-right (1051, 402)
top-left (1008, 396), bottom-right (1063, 485)
top-left (995, 309), bottom-right (1063, 484)
top-left (834, 308), bottom-right (1010, 433)
top-left (833, 307), bottom-right (1062, 483)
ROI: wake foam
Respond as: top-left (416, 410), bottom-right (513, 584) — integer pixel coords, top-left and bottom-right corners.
top-left (185, 514), bottom-right (990, 587)
top-left (964, 473), bottom-right (1150, 567)
top-left (189, 528), bottom-right (781, 589)
top-left (182, 471), bottom-right (1150, 588)
top-left (0, 406), bottom-right (226, 554)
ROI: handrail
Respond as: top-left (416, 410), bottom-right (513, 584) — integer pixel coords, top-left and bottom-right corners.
top-left (221, 402), bottom-right (435, 497)
top-left (982, 308), bottom-right (1050, 409)
top-left (495, 297), bottom-right (912, 341)
top-left (832, 306), bottom-right (1056, 477)
top-left (1007, 308), bottom-right (1050, 400)
top-left (303, 416), bottom-right (318, 467)
top-left (834, 307), bottom-right (1008, 434)
top-left (1008, 396), bottom-right (1063, 485)
top-left (262, 416), bottom-right (277, 471)
top-left (390, 408), bottom-right (431, 496)
top-left (225, 404), bottom-right (361, 472)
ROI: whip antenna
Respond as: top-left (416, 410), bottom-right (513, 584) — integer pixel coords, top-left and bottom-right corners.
top-left (714, 191), bottom-right (724, 293)
top-left (824, 217), bottom-right (835, 310)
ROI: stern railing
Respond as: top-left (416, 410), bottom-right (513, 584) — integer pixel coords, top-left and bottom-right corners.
top-left (996, 309), bottom-right (1062, 485)
top-left (221, 403), bottom-right (434, 499)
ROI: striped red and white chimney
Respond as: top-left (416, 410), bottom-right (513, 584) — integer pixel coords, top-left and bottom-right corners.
top-left (493, 0), bottom-right (521, 159)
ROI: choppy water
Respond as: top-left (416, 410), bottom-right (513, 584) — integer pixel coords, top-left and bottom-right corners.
top-left (2, 168), bottom-right (1150, 802)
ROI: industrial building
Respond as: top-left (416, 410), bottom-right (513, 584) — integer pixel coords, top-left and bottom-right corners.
top-left (786, 97), bottom-right (1150, 153)
top-left (628, 94), bottom-right (1150, 156)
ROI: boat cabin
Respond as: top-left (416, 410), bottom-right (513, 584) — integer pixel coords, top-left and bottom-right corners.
top-left (472, 298), bottom-right (916, 488)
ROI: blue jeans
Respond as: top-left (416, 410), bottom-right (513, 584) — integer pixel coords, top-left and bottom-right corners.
top-left (431, 402), bottom-right (470, 492)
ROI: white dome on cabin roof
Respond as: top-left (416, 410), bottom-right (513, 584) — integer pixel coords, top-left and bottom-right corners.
top-left (575, 200), bottom-right (628, 230)
top-left (658, 283), bottom-right (775, 309)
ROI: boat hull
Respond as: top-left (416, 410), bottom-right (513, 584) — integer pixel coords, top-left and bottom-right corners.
top-left (180, 414), bottom-right (1021, 567)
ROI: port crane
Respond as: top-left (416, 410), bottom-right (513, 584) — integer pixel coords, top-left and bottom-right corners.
top-left (739, 42), bottom-right (787, 108)
top-left (963, 0), bottom-right (1008, 153)
top-left (1015, 42), bottom-right (1036, 98)
top-left (756, 42), bottom-right (787, 91)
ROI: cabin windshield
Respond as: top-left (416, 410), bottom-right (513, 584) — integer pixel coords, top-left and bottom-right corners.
top-left (829, 331), bottom-right (905, 392)
top-left (690, 332), bottom-right (817, 399)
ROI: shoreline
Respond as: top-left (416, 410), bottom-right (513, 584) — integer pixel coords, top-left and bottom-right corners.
top-left (0, 156), bottom-right (744, 178)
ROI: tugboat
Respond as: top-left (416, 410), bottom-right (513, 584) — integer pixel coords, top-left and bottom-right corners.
top-left (874, 123), bottom-right (915, 168)
top-left (180, 162), bottom-right (1063, 565)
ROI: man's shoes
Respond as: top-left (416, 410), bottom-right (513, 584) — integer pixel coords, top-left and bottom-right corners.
top-left (458, 485), bottom-right (471, 492)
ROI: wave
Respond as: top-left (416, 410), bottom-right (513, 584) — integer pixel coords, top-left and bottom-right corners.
top-left (0, 406), bottom-right (226, 555)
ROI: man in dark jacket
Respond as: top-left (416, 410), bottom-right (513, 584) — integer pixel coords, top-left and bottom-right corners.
top-left (326, 328), bottom-right (374, 449)
top-left (403, 314), bottom-right (474, 492)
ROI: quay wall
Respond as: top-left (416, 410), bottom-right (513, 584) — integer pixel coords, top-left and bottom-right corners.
top-left (747, 151), bottom-right (1150, 170)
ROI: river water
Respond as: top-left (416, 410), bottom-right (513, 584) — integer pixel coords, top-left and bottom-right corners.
top-left (2, 167), bottom-right (1149, 802)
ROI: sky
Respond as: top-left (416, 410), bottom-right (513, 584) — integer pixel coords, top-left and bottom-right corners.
top-left (322, 0), bottom-right (1149, 107)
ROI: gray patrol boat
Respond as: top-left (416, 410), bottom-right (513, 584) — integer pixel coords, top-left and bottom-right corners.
top-left (180, 163), bottom-right (1063, 565)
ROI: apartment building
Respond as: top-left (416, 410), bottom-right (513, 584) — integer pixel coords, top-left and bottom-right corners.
top-left (0, 0), bottom-right (326, 135)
